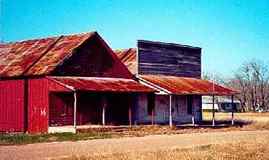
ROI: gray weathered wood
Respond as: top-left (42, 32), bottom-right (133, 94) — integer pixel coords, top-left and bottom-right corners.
top-left (138, 40), bottom-right (201, 78)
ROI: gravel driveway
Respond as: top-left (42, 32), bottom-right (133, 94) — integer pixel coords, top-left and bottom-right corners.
top-left (1, 130), bottom-right (269, 160)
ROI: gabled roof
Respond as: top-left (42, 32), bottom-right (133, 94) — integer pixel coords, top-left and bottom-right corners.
top-left (138, 75), bottom-right (239, 96)
top-left (114, 48), bottom-right (137, 74)
top-left (0, 32), bottom-right (94, 78)
top-left (48, 76), bottom-right (155, 93)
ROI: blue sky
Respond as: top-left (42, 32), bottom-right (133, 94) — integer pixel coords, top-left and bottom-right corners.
top-left (1, 0), bottom-right (269, 77)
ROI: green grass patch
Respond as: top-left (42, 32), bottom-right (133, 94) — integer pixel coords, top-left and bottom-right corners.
top-left (0, 131), bottom-right (112, 145)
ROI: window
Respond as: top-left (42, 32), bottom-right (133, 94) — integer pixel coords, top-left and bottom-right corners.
top-left (187, 95), bottom-right (193, 115)
top-left (147, 94), bottom-right (155, 115)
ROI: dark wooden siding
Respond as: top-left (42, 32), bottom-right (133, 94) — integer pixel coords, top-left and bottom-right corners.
top-left (49, 93), bottom-right (74, 126)
top-left (138, 40), bottom-right (201, 78)
top-left (52, 35), bottom-right (132, 79)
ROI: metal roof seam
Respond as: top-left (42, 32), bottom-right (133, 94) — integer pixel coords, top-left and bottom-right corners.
top-left (137, 76), bottom-right (171, 94)
top-left (22, 36), bottom-right (63, 76)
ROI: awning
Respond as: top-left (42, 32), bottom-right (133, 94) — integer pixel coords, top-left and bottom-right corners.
top-left (139, 75), bottom-right (239, 96)
top-left (47, 76), bottom-right (155, 93)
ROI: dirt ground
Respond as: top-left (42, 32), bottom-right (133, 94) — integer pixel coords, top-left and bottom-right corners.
top-left (1, 130), bottom-right (269, 160)
top-left (1, 112), bottom-right (269, 160)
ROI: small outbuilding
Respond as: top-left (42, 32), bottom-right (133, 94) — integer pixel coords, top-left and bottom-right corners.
top-left (202, 96), bottom-right (241, 112)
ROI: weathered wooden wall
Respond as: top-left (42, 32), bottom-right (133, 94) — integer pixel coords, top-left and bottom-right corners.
top-left (138, 40), bottom-right (201, 78)
top-left (133, 94), bottom-right (202, 124)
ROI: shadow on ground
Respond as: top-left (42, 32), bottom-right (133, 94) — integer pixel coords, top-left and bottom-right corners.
top-left (176, 120), bottom-right (252, 129)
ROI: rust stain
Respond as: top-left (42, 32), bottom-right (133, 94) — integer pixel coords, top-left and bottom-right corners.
top-left (48, 76), bottom-right (155, 93)
top-left (0, 32), bottom-right (95, 78)
top-left (114, 48), bottom-right (137, 74)
top-left (25, 33), bottom-right (94, 76)
top-left (0, 37), bottom-right (58, 77)
top-left (140, 75), bottom-right (239, 96)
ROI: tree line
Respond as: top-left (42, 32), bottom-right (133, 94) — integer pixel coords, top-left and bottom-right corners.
top-left (203, 59), bottom-right (269, 112)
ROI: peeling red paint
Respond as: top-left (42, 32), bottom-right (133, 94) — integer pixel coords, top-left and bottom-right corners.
top-left (48, 76), bottom-right (155, 93)
top-left (140, 75), bottom-right (239, 96)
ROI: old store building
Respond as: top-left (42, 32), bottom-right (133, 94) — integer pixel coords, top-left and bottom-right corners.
top-left (115, 40), bottom-right (238, 126)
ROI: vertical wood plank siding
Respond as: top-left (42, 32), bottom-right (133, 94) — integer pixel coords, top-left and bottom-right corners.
top-left (138, 40), bottom-right (201, 78)
top-left (28, 78), bottom-right (49, 133)
top-left (0, 80), bottom-right (25, 132)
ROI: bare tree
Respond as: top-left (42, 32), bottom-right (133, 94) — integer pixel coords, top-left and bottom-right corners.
top-left (230, 60), bottom-right (269, 112)
top-left (204, 60), bottom-right (269, 112)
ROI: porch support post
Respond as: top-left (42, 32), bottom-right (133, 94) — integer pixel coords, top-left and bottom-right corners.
top-left (129, 105), bottom-right (132, 127)
top-left (151, 109), bottom-right (154, 125)
top-left (191, 95), bottom-right (195, 126)
top-left (212, 95), bottom-right (215, 127)
top-left (73, 91), bottom-right (77, 133)
top-left (169, 95), bottom-right (173, 127)
top-left (192, 111), bottom-right (195, 126)
top-left (231, 95), bottom-right (234, 125)
top-left (102, 98), bottom-right (106, 126)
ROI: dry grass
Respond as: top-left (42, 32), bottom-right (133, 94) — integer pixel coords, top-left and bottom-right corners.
top-left (203, 112), bottom-right (269, 130)
top-left (62, 136), bottom-right (269, 160)
top-left (59, 112), bottom-right (269, 160)
top-left (203, 112), bottom-right (269, 122)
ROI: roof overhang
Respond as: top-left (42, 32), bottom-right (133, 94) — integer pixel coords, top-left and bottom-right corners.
top-left (137, 75), bottom-right (239, 96)
top-left (47, 76), bottom-right (155, 93)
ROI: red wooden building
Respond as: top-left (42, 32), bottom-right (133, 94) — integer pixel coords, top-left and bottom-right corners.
top-left (0, 32), bottom-right (154, 133)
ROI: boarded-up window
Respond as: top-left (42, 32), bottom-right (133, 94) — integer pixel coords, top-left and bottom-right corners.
top-left (187, 95), bottom-right (193, 115)
top-left (147, 94), bottom-right (155, 115)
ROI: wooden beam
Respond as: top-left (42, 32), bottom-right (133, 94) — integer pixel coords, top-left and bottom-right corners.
top-left (129, 105), bottom-right (132, 127)
top-left (231, 95), bottom-right (234, 125)
top-left (169, 95), bottom-right (173, 127)
top-left (192, 96), bottom-right (195, 126)
top-left (151, 109), bottom-right (154, 125)
top-left (212, 95), bottom-right (215, 127)
top-left (73, 91), bottom-right (77, 133)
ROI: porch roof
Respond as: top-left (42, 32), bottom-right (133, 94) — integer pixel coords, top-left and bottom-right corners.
top-left (48, 76), bottom-right (155, 93)
top-left (138, 75), bottom-right (239, 96)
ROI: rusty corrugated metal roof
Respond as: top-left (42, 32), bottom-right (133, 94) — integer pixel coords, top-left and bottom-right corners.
top-left (114, 48), bottom-right (137, 74)
top-left (48, 76), bottom-right (155, 93)
top-left (0, 37), bottom-right (59, 77)
top-left (0, 32), bottom-right (95, 78)
top-left (139, 75), bottom-right (239, 95)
